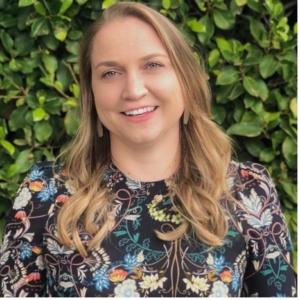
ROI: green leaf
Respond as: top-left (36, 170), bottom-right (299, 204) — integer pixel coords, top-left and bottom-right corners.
top-left (235, 0), bottom-right (247, 6)
top-left (64, 108), bottom-right (80, 135)
top-left (289, 97), bottom-right (297, 118)
top-left (244, 138), bottom-right (265, 157)
top-left (216, 84), bottom-right (234, 103)
top-left (0, 14), bottom-right (17, 28)
top-left (162, 0), bottom-right (170, 10)
top-left (32, 107), bottom-right (46, 122)
top-left (34, 1), bottom-right (46, 16)
top-left (216, 67), bottom-right (239, 85)
top-left (34, 121), bottom-right (52, 142)
top-left (243, 76), bottom-right (259, 97)
top-left (31, 18), bottom-right (50, 37)
top-left (247, 0), bottom-right (263, 12)
top-left (0, 140), bottom-right (15, 156)
top-left (211, 104), bottom-right (226, 125)
top-left (197, 15), bottom-right (214, 44)
top-left (42, 35), bottom-right (59, 51)
top-left (247, 16), bottom-right (269, 48)
top-left (0, 31), bottom-right (14, 53)
top-left (282, 183), bottom-right (297, 204)
top-left (67, 30), bottom-right (82, 40)
top-left (228, 82), bottom-right (244, 100)
top-left (233, 101), bottom-right (244, 122)
top-left (215, 37), bottom-right (234, 62)
top-left (259, 54), bottom-right (278, 79)
top-left (6, 164), bottom-right (20, 178)
top-left (102, 0), bottom-right (116, 9)
top-left (54, 28), bottom-right (67, 42)
top-left (256, 79), bottom-right (269, 101)
top-left (259, 148), bottom-right (275, 163)
top-left (187, 19), bottom-right (205, 33)
top-left (212, 9), bottom-right (235, 30)
top-left (18, 0), bottom-right (35, 6)
top-left (76, 0), bottom-right (88, 4)
top-left (270, 130), bottom-right (285, 150)
top-left (227, 122), bottom-right (263, 137)
top-left (56, 62), bottom-right (72, 91)
top-left (42, 54), bottom-right (58, 74)
top-left (208, 49), bottom-right (220, 68)
top-left (8, 106), bottom-right (28, 131)
top-left (72, 84), bottom-right (80, 99)
top-left (60, 0), bottom-right (73, 13)
top-left (243, 47), bottom-right (263, 66)
top-left (282, 136), bottom-right (297, 161)
top-left (15, 149), bottom-right (33, 173)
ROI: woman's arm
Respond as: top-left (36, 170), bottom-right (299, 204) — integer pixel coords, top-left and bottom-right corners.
top-left (0, 162), bottom-right (60, 297)
top-left (237, 162), bottom-right (296, 297)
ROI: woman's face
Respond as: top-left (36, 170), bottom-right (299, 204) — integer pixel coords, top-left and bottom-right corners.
top-left (91, 17), bottom-right (185, 147)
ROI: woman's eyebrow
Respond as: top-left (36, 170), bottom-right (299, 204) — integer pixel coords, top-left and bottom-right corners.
top-left (95, 61), bottom-right (120, 70)
top-left (139, 53), bottom-right (169, 62)
top-left (94, 53), bottom-right (169, 70)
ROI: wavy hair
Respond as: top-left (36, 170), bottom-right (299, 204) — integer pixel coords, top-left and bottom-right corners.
top-left (57, 2), bottom-right (233, 257)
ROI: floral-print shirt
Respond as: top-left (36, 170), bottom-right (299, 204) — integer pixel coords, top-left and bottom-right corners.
top-left (0, 161), bottom-right (296, 297)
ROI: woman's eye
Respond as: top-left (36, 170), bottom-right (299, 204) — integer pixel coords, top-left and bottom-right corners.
top-left (102, 71), bottom-right (116, 78)
top-left (147, 62), bottom-right (161, 69)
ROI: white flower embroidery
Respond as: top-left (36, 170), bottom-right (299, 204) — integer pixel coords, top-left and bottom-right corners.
top-left (183, 276), bottom-right (209, 293)
top-left (35, 256), bottom-right (45, 270)
top-left (65, 180), bottom-right (77, 194)
top-left (13, 187), bottom-right (32, 210)
top-left (206, 253), bottom-right (214, 265)
top-left (114, 279), bottom-right (139, 297)
top-left (240, 188), bottom-right (262, 214)
top-left (137, 251), bottom-right (144, 263)
top-left (244, 209), bottom-right (273, 229)
top-left (139, 273), bottom-right (167, 291)
top-left (209, 281), bottom-right (229, 297)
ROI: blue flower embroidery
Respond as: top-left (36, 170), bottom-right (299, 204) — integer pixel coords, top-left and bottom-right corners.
top-left (20, 243), bottom-right (32, 260)
top-left (37, 181), bottom-right (57, 202)
top-left (211, 255), bottom-right (225, 274)
top-left (29, 167), bottom-right (45, 181)
top-left (93, 267), bottom-right (109, 292)
top-left (123, 254), bottom-right (140, 273)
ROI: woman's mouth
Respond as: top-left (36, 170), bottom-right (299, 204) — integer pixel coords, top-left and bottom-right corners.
top-left (123, 106), bottom-right (157, 116)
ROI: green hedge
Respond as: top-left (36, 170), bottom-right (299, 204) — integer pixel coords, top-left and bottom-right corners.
top-left (0, 0), bottom-right (297, 270)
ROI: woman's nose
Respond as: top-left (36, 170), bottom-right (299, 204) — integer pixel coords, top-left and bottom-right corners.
top-left (122, 73), bottom-right (148, 101)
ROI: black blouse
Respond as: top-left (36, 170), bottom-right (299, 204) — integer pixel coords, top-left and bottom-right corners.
top-left (0, 161), bottom-right (296, 297)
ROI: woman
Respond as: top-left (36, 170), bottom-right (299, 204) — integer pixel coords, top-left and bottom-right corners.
top-left (0, 2), bottom-right (296, 297)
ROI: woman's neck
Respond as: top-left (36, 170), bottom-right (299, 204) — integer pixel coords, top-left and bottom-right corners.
top-left (110, 135), bottom-right (181, 182)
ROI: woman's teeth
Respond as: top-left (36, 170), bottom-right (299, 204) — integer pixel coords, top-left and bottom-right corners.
top-left (124, 106), bottom-right (156, 116)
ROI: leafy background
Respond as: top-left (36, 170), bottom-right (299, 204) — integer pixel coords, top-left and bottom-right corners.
top-left (0, 0), bottom-right (297, 270)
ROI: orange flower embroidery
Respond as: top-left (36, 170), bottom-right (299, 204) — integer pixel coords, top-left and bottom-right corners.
top-left (219, 270), bottom-right (232, 283)
top-left (14, 211), bottom-right (27, 220)
top-left (29, 181), bottom-right (44, 192)
top-left (56, 194), bottom-right (69, 203)
top-left (109, 269), bottom-right (129, 283)
top-left (60, 169), bottom-right (68, 176)
top-left (32, 246), bottom-right (42, 255)
top-left (241, 170), bottom-right (250, 178)
top-left (27, 272), bottom-right (41, 281)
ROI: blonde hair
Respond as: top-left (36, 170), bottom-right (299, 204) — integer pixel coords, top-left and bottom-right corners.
top-left (57, 2), bottom-right (232, 257)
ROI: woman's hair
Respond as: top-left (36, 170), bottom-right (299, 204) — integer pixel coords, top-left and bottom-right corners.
top-left (57, 1), bottom-right (232, 257)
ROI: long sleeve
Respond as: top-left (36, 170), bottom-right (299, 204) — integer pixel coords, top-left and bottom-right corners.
top-left (235, 162), bottom-right (296, 297)
top-left (0, 162), bottom-right (59, 297)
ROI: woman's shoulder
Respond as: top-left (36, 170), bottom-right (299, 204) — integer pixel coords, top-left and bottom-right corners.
top-left (228, 160), bottom-right (274, 187)
top-left (12, 161), bottom-right (70, 211)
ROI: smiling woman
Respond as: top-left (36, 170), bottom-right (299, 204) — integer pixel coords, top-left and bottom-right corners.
top-left (0, 1), bottom-right (296, 298)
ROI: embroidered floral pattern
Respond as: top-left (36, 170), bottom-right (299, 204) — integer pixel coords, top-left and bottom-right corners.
top-left (0, 161), bottom-right (296, 297)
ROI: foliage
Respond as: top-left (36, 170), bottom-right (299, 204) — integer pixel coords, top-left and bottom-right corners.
top-left (0, 0), bottom-right (297, 269)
